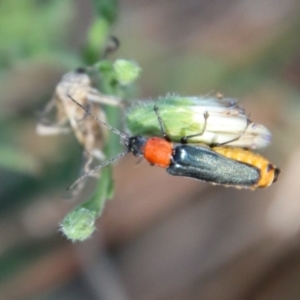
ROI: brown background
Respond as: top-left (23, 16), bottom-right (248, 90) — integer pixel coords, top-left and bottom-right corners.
top-left (1, 0), bottom-right (300, 299)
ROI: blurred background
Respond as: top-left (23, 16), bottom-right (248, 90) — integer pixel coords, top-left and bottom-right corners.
top-left (1, 0), bottom-right (300, 299)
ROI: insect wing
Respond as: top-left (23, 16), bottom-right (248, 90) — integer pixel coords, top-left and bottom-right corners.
top-left (167, 145), bottom-right (260, 188)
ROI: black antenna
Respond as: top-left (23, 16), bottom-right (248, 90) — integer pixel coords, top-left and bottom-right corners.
top-left (67, 95), bottom-right (129, 145)
top-left (67, 95), bottom-right (130, 189)
top-left (67, 151), bottom-right (128, 190)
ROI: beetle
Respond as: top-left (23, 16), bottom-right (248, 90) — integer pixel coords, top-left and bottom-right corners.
top-left (68, 97), bottom-right (279, 190)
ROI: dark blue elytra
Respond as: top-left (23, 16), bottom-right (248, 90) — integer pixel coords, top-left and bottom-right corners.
top-left (167, 144), bottom-right (260, 187)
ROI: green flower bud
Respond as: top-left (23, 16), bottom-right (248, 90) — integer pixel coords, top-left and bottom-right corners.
top-left (60, 207), bottom-right (97, 242)
top-left (113, 59), bottom-right (141, 86)
top-left (126, 95), bottom-right (271, 149)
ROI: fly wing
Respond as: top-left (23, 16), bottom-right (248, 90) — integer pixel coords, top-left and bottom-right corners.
top-left (166, 145), bottom-right (260, 188)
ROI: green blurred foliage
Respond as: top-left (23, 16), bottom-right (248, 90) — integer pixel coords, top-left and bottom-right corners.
top-left (0, 0), bottom-right (75, 69)
top-left (93, 0), bottom-right (118, 25)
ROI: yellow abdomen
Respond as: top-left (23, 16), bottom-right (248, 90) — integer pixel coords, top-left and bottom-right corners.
top-left (213, 147), bottom-right (280, 188)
